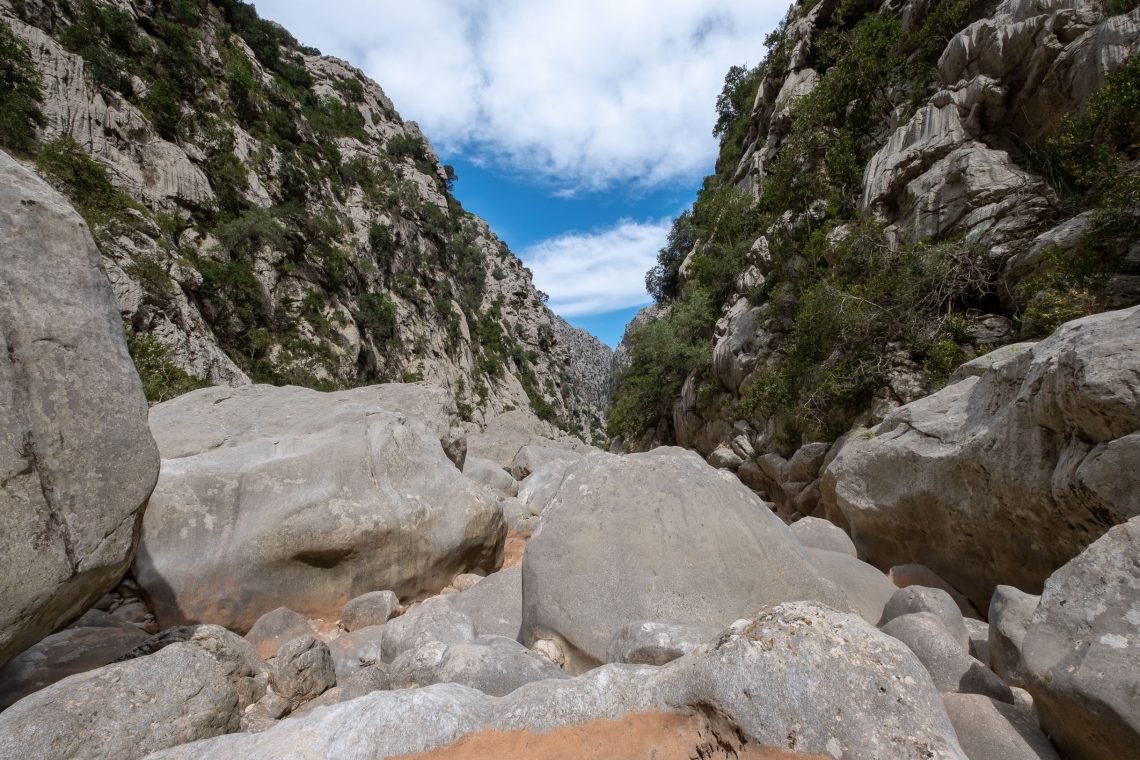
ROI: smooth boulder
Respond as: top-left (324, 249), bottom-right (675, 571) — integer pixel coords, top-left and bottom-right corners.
top-left (244, 607), bottom-right (315, 659)
top-left (823, 307), bottom-right (1140, 609)
top-left (145, 603), bottom-right (967, 759)
top-left (521, 447), bottom-right (850, 672)
top-left (942, 693), bottom-right (1061, 760)
top-left (136, 384), bottom-right (505, 632)
top-left (881, 612), bottom-right (1013, 703)
top-left (447, 566), bottom-right (522, 640)
top-left (988, 585), bottom-right (1040, 686)
top-left (0, 624), bottom-right (148, 709)
top-left (0, 152), bottom-right (160, 667)
top-left (341, 591), bottom-right (400, 632)
top-left (606, 620), bottom-right (720, 665)
top-left (381, 598), bottom-right (476, 662)
top-left (791, 516), bottom-right (857, 556)
top-left (0, 644), bottom-right (240, 759)
top-left (328, 625), bottom-right (385, 679)
top-left (388, 635), bottom-right (568, 696)
top-left (1020, 517), bottom-right (1140, 760)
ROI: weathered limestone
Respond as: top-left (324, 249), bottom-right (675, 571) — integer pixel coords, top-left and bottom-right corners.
top-left (0, 152), bottom-right (160, 668)
top-left (824, 307), bottom-right (1140, 609)
top-left (136, 384), bottom-right (506, 632)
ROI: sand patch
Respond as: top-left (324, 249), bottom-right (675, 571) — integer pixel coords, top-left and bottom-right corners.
top-left (391, 709), bottom-right (828, 760)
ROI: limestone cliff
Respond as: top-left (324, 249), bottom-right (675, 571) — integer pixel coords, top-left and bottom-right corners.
top-left (613, 0), bottom-right (1140, 460)
top-left (0, 0), bottom-right (611, 440)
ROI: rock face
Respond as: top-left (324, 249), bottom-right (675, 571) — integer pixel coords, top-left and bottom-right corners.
top-left (0, 643), bottom-right (241, 759)
top-left (521, 447), bottom-right (849, 672)
top-left (0, 624), bottom-right (149, 710)
top-left (135, 384), bottom-right (505, 633)
top-left (0, 2), bottom-right (611, 434)
top-left (824, 307), bottom-right (1140, 609)
top-left (145, 604), bottom-right (967, 760)
top-left (1018, 516), bottom-right (1140, 760)
top-left (388, 635), bottom-right (568, 697)
top-left (0, 150), bottom-right (160, 668)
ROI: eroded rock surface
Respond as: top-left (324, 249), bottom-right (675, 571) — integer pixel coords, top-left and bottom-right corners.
top-left (136, 384), bottom-right (505, 632)
top-left (824, 307), bottom-right (1140, 608)
top-left (0, 151), bottom-right (159, 668)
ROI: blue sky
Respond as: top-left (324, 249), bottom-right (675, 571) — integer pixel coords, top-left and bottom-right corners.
top-left (254, 1), bottom-right (787, 347)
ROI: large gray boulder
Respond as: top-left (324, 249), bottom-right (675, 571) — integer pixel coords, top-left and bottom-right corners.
top-left (0, 152), bottom-right (160, 667)
top-left (136, 384), bottom-right (505, 632)
top-left (462, 456), bottom-right (517, 498)
top-left (341, 591), bottom-right (400, 632)
top-left (244, 607), bottom-right (315, 659)
top-left (880, 586), bottom-right (971, 652)
top-left (145, 603), bottom-right (967, 759)
top-left (380, 597), bottom-right (476, 662)
top-left (942, 693), bottom-right (1061, 760)
top-left (823, 307), bottom-right (1140, 609)
top-left (388, 635), bottom-right (568, 696)
top-left (807, 548), bottom-right (897, 625)
top-left (881, 613), bottom-right (1013, 703)
top-left (521, 447), bottom-right (850, 672)
top-left (327, 625), bottom-right (385, 680)
top-left (0, 643), bottom-right (239, 759)
top-left (791, 516), bottom-right (857, 556)
top-left (116, 624), bottom-right (269, 713)
top-left (447, 566), bottom-right (522, 640)
top-left (1019, 517), bottom-right (1140, 760)
top-left (988, 585), bottom-right (1041, 686)
top-left (605, 620), bottom-right (720, 665)
top-left (269, 635), bottom-right (336, 712)
top-left (0, 624), bottom-right (149, 709)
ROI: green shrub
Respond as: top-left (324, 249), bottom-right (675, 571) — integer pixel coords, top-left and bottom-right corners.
top-left (127, 330), bottom-right (209, 403)
top-left (35, 135), bottom-right (141, 228)
top-left (0, 21), bottom-right (45, 154)
top-left (608, 288), bottom-right (718, 441)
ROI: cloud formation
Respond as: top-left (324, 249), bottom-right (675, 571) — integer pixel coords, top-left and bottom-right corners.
top-left (523, 219), bottom-right (673, 317)
top-left (254, 0), bottom-right (785, 192)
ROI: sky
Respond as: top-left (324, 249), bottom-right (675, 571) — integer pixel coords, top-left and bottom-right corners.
top-left (254, 1), bottom-right (787, 347)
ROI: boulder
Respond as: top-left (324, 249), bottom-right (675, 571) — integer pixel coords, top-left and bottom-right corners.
top-left (823, 307), bottom-right (1140, 609)
top-left (381, 598), bottom-right (476, 662)
top-left (269, 635), bottom-right (336, 712)
top-left (328, 625), bottom-right (385, 680)
top-left (354, 382), bottom-right (469, 469)
top-left (605, 620), bottom-right (721, 665)
top-left (965, 618), bottom-right (991, 666)
top-left (145, 603), bottom-right (966, 760)
top-left (510, 444), bottom-right (581, 480)
top-left (880, 586), bottom-right (971, 652)
top-left (1019, 517), bottom-right (1140, 760)
top-left (786, 442), bottom-right (830, 482)
top-left (988, 585), bottom-right (1040, 687)
top-left (888, 564), bottom-right (981, 619)
top-left (341, 591), bottom-right (400, 632)
top-left (881, 613), bottom-right (1013, 702)
top-left (706, 446), bottom-right (744, 470)
top-left (791, 516), bottom-right (857, 556)
top-left (447, 566), bottom-right (522, 640)
top-left (466, 410), bottom-right (583, 470)
top-left (514, 458), bottom-right (576, 516)
top-left (0, 152), bottom-right (160, 667)
top-left (0, 643), bottom-right (239, 759)
top-left (0, 624), bottom-right (148, 709)
top-left (462, 456), bottom-right (517, 498)
top-left (116, 624), bottom-right (268, 713)
top-left (137, 384), bottom-right (505, 632)
top-left (806, 548), bottom-right (896, 625)
top-left (942, 693), bottom-right (1061, 760)
top-left (244, 607), bottom-right (315, 659)
top-left (389, 635), bottom-right (568, 697)
top-left (521, 447), bottom-right (850, 672)
top-left (293, 664), bottom-right (390, 717)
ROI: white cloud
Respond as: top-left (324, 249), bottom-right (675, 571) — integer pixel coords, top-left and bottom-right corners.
top-left (522, 219), bottom-right (672, 316)
top-left (253, 1), bottom-right (787, 192)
